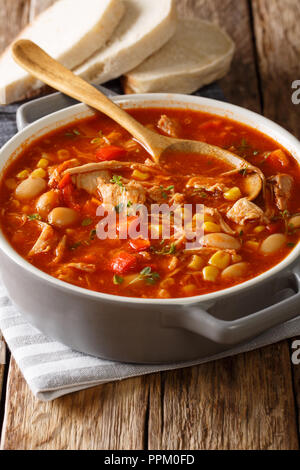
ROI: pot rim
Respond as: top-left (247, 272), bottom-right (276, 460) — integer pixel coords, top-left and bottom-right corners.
top-left (0, 92), bottom-right (300, 306)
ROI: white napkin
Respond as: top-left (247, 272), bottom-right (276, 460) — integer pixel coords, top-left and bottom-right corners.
top-left (0, 282), bottom-right (299, 401)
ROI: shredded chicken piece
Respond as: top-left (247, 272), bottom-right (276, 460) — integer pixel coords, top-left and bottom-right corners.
top-left (147, 185), bottom-right (172, 204)
top-left (48, 159), bottom-right (79, 187)
top-left (227, 198), bottom-right (267, 225)
top-left (170, 193), bottom-right (185, 205)
top-left (267, 174), bottom-right (293, 211)
top-left (204, 207), bottom-right (235, 235)
top-left (28, 223), bottom-right (57, 256)
top-left (144, 158), bottom-right (162, 169)
top-left (71, 170), bottom-right (110, 194)
top-left (53, 235), bottom-right (67, 263)
top-left (98, 180), bottom-right (146, 207)
top-left (131, 162), bottom-right (165, 174)
top-left (157, 115), bottom-right (181, 138)
top-left (168, 256), bottom-right (179, 271)
top-left (186, 176), bottom-right (229, 193)
top-left (67, 263), bottom-right (96, 273)
top-left (64, 160), bottom-right (131, 176)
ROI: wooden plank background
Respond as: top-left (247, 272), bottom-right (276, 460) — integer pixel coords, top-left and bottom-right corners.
top-left (0, 0), bottom-right (300, 450)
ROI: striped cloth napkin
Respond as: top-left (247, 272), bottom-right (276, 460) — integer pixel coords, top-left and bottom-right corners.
top-left (1, 280), bottom-right (300, 401)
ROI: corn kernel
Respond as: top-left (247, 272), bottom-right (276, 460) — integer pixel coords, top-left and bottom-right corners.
top-left (253, 225), bottom-right (265, 233)
top-left (37, 158), bottom-right (49, 169)
top-left (245, 240), bottom-right (260, 250)
top-left (17, 170), bottom-right (29, 180)
top-left (160, 278), bottom-right (175, 289)
top-left (202, 266), bottom-right (219, 282)
top-left (224, 187), bottom-right (242, 201)
top-left (188, 255), bottom-right (205, 271)
top-left (22, 205), bottom-right (31, 213)
top-left (182, 284), bottom-right (197, 295)
top-left (158, 289), bottom-right (171, 299)
top-left (209, 251), bottom-right (231, 269)
top-left (31, 168), bottom-right (46, 178)
top-left (132, 169), bottom-right (149, 181)
top-left (203, 221), bottom-right (221, 233)
top-left (204, 213), bottom-right (215, 223)
top-left (5, 178), bottom-right (17, 190)
top-left (57, 149), bottom-right (70, 160)
top-left (231, 253), bottom-right (242, 263)
top-left (192, 213), bottom-right (204, 224)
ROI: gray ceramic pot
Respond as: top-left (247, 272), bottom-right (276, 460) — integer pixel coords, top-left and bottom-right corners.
top-left (1, 93), bottom-right (300, 363)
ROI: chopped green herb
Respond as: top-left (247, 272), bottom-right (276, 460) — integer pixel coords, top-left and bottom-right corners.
top-left (253, 150), bottom-right (259, 156)
top-left (81, 218), bottom-right (93, 227)
top-left (27, 214), bottom-right (42, 221)
top-left (65, 129), bottom-right (80, 137)
top-left (91, 137), bottom-right (101, 144)
top-left (127, 201), bottom-right (133, 208)
top-left (150, 242), bottom-right (176, 256)
top-left (282, 209), bottom-right (290, 218)
top-left (239, 167), bottom-right (248, 176)
top-left (89, 229), bottom-right (97, 240)
top-left (113, 274), bottom-right (124, 285)
top-left (129, 266), bottom-right (160, 286)
top-left (110, 175), bottom-right (124, 188)
top-left (260, 152), bottom-right (271, 164)
top-left (114, 203), bottom-right (125, 213)
top-left (237, 138), bottom-right (249, 153)
top-left (69, 242), bottom-right (81, 251)
top-left (160, 185), bottom-right (174, 199)
top-left (287, 242), bottom-right (296, 247)
top-left (192, 188), bottom-right (207, 198)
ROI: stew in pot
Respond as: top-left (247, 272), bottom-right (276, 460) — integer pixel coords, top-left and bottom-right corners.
top-left (0, 108), bottom-right (299, 298)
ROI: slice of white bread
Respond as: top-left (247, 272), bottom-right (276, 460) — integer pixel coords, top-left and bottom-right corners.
top-left (124, 19), bottom-right (235, 94)
top-left (0, 0), bottom-right (125, 104)
top-left (75, 0), bottom-right (177, 84)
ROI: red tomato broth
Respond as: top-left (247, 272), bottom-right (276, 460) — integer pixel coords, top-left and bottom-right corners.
top-left (0, 107), bottom-right (299, 299)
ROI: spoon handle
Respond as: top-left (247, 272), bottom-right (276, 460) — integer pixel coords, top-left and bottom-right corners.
top-left (12, 40), bottom-right (164, 157)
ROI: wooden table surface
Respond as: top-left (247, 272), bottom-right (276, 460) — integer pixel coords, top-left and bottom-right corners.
top-left (0, 0), bottom-right (300, 450)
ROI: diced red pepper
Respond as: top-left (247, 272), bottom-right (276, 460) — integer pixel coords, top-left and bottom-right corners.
top-left (95, 146), bottom-right (127, 161)
top-left (110, 251), bottom-right (138, 274)
top-left (61, 183), bottom-right (80, 212)
top-left (117, 216), bottom-right (138, 234)
top-left (266, 221), bottom-right (283, 234)
top-left (129, 238), bottom-right (151, 252)
top-left (58, 173), bottom-right (72, 189)
top-left (267, 149), bottom-right (290, 169)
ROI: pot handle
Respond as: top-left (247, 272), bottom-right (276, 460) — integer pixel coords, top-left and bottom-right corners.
top-left (163, 271), bottom-right (300, 345)
top-left (16, 84), bottom-right (118, 130)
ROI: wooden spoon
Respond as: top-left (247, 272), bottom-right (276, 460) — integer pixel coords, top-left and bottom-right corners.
top-left (12, 39), bottom-right (264, 200)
